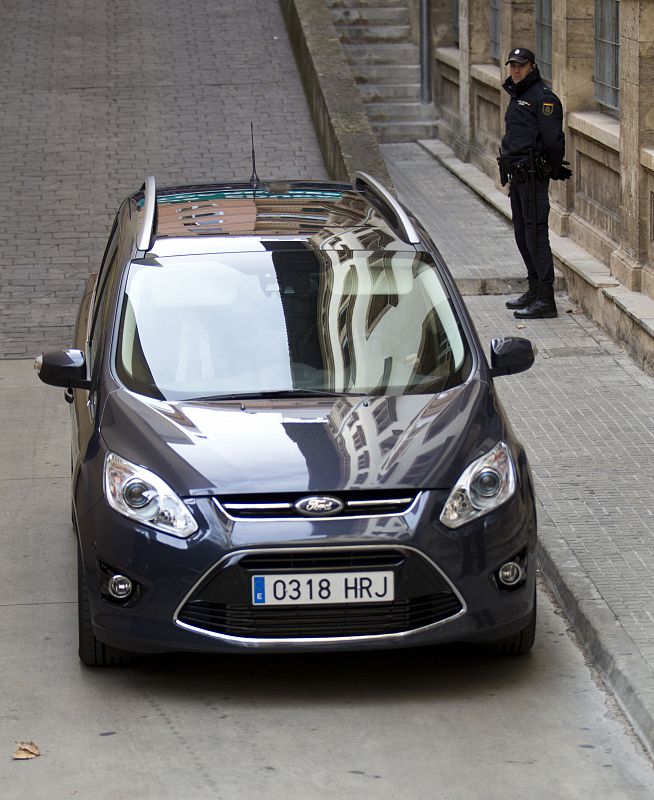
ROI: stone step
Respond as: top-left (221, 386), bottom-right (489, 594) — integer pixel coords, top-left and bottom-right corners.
top-left (331, 7), bottom-right (410, 26)
top-left (337, 24), bottom-right (412, 43)
top-left (351, 63), bottom-right (421, 83)
top-left (373, 120), bottom-right (438, 143)
top-left (359, 82), bottom-right (421, 101)
top-left (343, 42), bottom-right (420, 65)
top-left (366, 101), bottom-right (436, 122)
top-left (326, 0), bottom-right (407, 8)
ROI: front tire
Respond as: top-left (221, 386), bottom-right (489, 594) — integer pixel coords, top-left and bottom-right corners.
top-left (77, 547), bottom-right (131, 667)
top-left (485, 588), bottom-right (537, 656)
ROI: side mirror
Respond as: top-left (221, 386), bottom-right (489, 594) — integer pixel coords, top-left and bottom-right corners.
top-left (489, 337), bottom-right (535, 378)
top-left (34, 349), bottom-right (91, 390)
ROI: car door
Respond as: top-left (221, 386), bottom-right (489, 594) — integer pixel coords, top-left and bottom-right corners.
top-left (71, 199), bottom-right (136, 484)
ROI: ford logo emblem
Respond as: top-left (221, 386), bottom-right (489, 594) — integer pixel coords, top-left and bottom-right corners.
top-left (295, 496), bottom-right (344, 516)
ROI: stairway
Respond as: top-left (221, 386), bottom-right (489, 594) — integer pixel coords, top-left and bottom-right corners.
top-left (326, 0), bottom-right (436, 143)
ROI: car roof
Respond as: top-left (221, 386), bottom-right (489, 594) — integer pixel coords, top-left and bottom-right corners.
top-left (132, 175), bottom-right (423, 255)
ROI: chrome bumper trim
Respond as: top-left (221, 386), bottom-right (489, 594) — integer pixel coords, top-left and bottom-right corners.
top-left (173, 543), bottom-right (466, 646)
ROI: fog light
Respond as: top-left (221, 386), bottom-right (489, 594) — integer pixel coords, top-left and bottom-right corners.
top-left (108, 574), bottom-right (133, 599)
top-left (498, 561), bottom-right (523, 586)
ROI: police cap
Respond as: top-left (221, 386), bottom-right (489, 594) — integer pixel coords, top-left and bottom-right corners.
top-left (506, 47), bottom-right (535, 65)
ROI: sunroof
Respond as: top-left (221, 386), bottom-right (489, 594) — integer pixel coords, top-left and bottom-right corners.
top-left (150, 189), bottom-right (382, 238)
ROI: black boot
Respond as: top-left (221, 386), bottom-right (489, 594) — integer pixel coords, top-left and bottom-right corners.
top-left (506, 289), bottom-right (537, 310)
top-left (513, 285), bottom-right (558, 319)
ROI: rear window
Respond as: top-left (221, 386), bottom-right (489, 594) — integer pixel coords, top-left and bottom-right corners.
top-left (115, 247), bottom-right (473, 400)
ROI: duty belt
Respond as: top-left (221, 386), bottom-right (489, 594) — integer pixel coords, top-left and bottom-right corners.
top-left (509, 158), bottom-right (552, 182)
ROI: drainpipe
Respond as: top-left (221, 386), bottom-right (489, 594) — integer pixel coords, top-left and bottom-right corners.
top-left (420, 0), bottom-right (431, 103)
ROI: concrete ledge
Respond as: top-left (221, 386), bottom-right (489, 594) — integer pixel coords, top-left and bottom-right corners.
top-left (418, 138), bottom-right (654, 375)
top-left (568, 111), bottom-right (620, 152)
top-left (280, 0), bottom-right (393, 189)
top-left (434, 46), bottom-right (461, 70)
top-left (469, 63), bottom-right (501, 91)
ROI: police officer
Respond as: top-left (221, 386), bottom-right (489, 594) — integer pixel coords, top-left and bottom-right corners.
top-left (499, 47), bottom-right (570, 319)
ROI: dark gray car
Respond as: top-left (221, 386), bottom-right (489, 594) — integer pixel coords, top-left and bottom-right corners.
top-left (36, 174), bottom-right (537, 665)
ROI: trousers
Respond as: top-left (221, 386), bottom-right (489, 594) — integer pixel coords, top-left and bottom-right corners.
top-left (509, 176), bottom-right (554, 291)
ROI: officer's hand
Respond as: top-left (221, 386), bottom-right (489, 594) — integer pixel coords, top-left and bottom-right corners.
top-left (552, 166), bottom-right (572, 181)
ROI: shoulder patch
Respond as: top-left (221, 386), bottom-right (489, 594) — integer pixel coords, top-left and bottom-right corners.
top-left (542, 102), bottom-right (554, 116)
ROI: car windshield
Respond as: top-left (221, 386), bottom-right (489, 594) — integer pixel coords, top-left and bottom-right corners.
top-left (115, 247), bottom-right (472, 401)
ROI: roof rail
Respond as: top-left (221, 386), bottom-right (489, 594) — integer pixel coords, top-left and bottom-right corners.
top-left (353, 171), bottom-right (421, 245)
top-left (136, 175), bottom-right (157, 251)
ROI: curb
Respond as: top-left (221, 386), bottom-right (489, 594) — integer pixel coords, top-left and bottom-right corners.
top-left (536, 515), bottom-right (654, 758)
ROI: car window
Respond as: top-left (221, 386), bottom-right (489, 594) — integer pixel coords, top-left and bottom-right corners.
top-left (115, 248), bottom-right (473, 400)
top-left (89, 203), bottom-right (136, 370)
top-left (88, 242), bottom-right (119, 371)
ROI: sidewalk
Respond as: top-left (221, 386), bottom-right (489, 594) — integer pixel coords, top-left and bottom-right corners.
top-left (383, 141), bottom-right (654, 755)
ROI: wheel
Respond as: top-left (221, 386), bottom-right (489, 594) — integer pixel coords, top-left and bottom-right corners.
top-left (77, 547), bottom-right (131, 667)
top-left (485, 588), bottom-right (537, 656)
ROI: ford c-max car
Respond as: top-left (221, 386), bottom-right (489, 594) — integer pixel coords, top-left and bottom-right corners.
top-left (36, 173), bottom-right (537, 665)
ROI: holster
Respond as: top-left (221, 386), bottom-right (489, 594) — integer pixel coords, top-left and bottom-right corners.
top-left (535, 157), bottom-right (552, 180)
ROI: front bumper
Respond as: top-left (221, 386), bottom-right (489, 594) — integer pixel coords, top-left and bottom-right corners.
top-left (77, 488), bottom-right (537, 655)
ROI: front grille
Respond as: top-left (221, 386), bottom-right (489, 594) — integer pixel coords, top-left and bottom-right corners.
top-left (178, 593), bottom-right (462, 638)
top-left (237, 550), bottom-right (405, 571)
top-left (215, 490), bottom-right (418, 520)
top-left (176, 547), bottom-right (463, 640)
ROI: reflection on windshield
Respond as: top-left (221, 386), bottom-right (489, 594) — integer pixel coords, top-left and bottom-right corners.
top-left (116, 247), bottom-right (472, 400)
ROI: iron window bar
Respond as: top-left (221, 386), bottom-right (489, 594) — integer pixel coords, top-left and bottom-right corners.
top-left (535, 0), bottom-right (553, 83)
top-left (137, 175), bottom-right (157, 252)
top-left (489, 0), bottom-right (501, 63)
top-left (594, 0), bottom-right (620, 112)
top-left (353, 172), bottom-right (421, 245)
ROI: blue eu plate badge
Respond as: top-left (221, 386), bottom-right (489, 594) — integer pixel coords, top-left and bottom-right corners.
top-left (253, 576), bottom-right (266, 604)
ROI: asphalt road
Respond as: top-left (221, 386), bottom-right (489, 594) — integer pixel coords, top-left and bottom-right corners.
top-left (1, 362), bottom-right (653, 800)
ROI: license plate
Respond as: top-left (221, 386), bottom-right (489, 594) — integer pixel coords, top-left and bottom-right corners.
top-left (252, 571), bottom-right (395, 606)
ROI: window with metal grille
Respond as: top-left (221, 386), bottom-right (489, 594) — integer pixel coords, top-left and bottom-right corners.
top-left (489, 0), bottom-right (501, 62)
top-left (535, 0), bottom-right (553, 83)
top-left (452, 0), bottom-right (459, 46)
top-left (595, 0), bottom-right (620, 112)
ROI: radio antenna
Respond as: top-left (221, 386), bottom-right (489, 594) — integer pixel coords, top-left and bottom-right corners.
top-left (249, 122), bottom-right (260, 198)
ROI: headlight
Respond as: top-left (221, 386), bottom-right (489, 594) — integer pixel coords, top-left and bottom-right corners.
top-left (104, 453), bottom-right (198, 538)
top-left (440, 442), bottom-right (516, 529)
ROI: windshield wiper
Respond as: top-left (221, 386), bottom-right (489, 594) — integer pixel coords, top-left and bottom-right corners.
top-left (189, 389), bottom-right (369, 402)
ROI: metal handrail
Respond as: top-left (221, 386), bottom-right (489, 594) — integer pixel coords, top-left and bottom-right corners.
top-left (353, 171), bottom-right (421, 245)
top-left (136, 175), bottom-right (157, 251)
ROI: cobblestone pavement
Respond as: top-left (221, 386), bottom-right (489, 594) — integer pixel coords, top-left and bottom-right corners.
top-left (0, 0), bottom-right (327, 359)
top-left (384, 142), bottom-right (654, 749)
top-left (383, 144), bottom-right (523, 281)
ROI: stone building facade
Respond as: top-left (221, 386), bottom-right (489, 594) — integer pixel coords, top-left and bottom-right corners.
top-left (424, 0), bottom-right (654, 304)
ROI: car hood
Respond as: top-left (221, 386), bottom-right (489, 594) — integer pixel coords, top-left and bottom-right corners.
top-left (99, 382), bottom-right (504, 496)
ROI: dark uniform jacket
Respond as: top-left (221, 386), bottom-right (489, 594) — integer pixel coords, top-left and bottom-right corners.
top-left (501, 66), bottom-right (565, 178)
